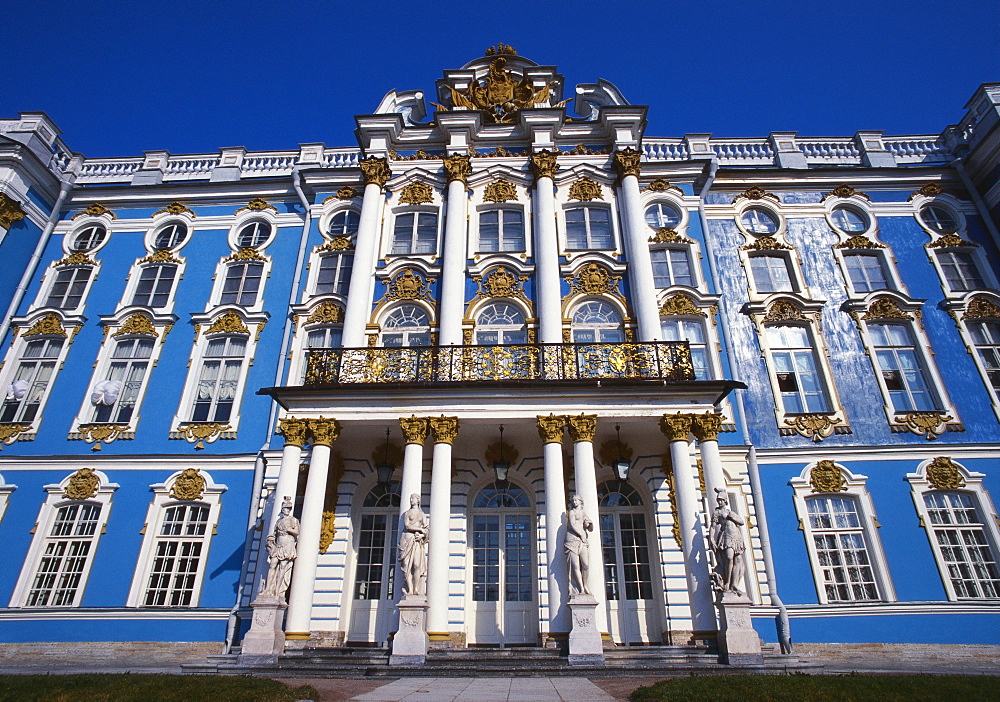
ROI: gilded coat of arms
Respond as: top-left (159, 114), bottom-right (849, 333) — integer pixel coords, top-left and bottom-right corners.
top-left (445, 58), bottom-right (559, 124)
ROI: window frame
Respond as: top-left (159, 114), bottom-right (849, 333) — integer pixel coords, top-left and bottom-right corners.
top-left (475, 207), bottom-right (527, 254)
top-left (761, 322), bottom-right (835, 415)
top-left (563, 204), bottom-right (616, 251)
top-left (659, 314), bottom-right (715, 381)
top-left (931, 247), bottom-right (993, 295)
top-left (0, 333), bottom-right (66, 426)
top-left (378, 303), bottom-right (433, 347)
top-left (312, 250), bottom-right (354, 298)
top-left (387, 209), bottom-right (440, 258)
top-left (128, 262), bottom-right (180, 309)
top-left (40, 264), bottom-right (96, 312)
top-left (570, 299), bottom-right (626, 343)
top-left (949, 295), bottom-right (1000, 420)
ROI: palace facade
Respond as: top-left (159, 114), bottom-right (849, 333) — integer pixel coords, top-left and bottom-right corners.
top-left (0, 49), bottom-right (997, 652)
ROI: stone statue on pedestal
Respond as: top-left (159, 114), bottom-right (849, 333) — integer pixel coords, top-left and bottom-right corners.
top-left (398, 493), bottom-right (428, 597)
top-left (709, 488), bottom-right (746, 595)
top-left (260, 496), bottom-right (299, 601)
top-left (565, 494), bottom-right (593, 596)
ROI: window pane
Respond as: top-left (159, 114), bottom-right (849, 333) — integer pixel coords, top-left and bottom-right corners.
top-left (844, 253), bottom-right (889, 292)
top-left (750, 255), bottom-right (795, 292)
top-left (805, 496), bottom-right (878, 602)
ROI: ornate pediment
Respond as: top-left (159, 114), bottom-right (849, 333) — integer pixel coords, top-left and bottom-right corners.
top-left (439, 56), bottom-right (560, 124)
top-left (566, 264), bottom-right (621, 296)
top-left (568, 177), bottom-right (603, 202)
top-left (483, 179), bottom-right (518, 203)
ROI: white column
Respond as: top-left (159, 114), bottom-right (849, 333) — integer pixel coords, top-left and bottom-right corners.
top-left (615, 149), bottom-right (661, 341)
top-left (342, 158), bottom-right (390, 348)
top-left (538, 414), bottom-right (569, 636)
top-left (396, 416), bottom-right (428, 610)
top-left (660, 414), bottom-right (716, 635)
top-left (567, 414), bottom-right (609, 636)
top-left (692, 412), bottom-right (727, 501)
top-left (266, 418), bottom-right (308, 535)
top-left (530, 152), bottom-right (563, 343)
top-left (438, 155), bottom-right (471, 346)
top-left (426, 416), bottom-right (458, 638)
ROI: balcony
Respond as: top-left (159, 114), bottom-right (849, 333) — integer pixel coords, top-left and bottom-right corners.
top-left (303, 341), bottom-right (695, 386)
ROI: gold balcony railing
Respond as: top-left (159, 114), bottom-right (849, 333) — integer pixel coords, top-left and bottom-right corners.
top-left (303, 341), bottom-right (695, 386)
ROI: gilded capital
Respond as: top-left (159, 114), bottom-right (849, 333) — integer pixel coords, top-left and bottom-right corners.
top-left (308, 417), bottom-right (342, 446)
top-left (443, 153), bottom-right (472, 184)
top-left (429, 416), bottom-right (459, 444)
top-left (360, 157), bottom-right (392, 189)
top-left (659, 413), bottom-right (692, 442)
top-left (613, 147), bottom-right (642, 180)
top-left (529, 150), bottom-right (559, 181)
top-left (277, 418), bottom-right (310, 447)
top-left (536, 414), bottom-right (566, 444)
top-left (399, 415), bottom-right (429, 445)
top-left (691, 412), bottom-right (724, 443)
top-left (566, 414), bottom-right (597, 443)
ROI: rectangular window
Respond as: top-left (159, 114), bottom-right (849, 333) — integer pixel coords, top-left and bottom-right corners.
top-left (869, 323), bottom-right (937, 412)
top-left (191, 336), bottom-right (246, 423)
top-left (618, 513), bottom-right (653, 600)
top-left (749, 254), bottom-right (796, 292)
top-left (143, 504), bottom-right (210, 606)
top-left (844, 253), bottom-right (889, 293)
top-left (93, 338), bottom-right (154, 423)
top-left (478, 209), bottom-right (525, 253)
top-left (650, 248), bottom-right (694, 287)
top-left (924, 492), bottom-right (1000, 598)
top-left (661, 318), bottom-right (710, 380)
top-left (937, 251), bottom-right (985, 291)
top-left (353, 513), bottom-right (398, 600)
top-left (391, 213), bottom-right (437, 255)
top-left (220, 262), bottom-right (263, 306)
top-left (472, 514), bottom-right (500, 602)
top-left (566, 207), bottom-right (613, 249)
top-left (765, 325), bottom-right (831, 413)
top-left (806, 496), bottom-right (879, 602)
top-left (315, 253), bottom-right (354, 296)
top-left (970, 321), bottom-right (1000, 394)
top-left (1, 338), bottom-right (63, 423)
top-left (45, 267), bottom-right (92, 309)
top-left (131, 265), bottom-right (178, 308)
top-left (26, 503), bottom-right (101, 606)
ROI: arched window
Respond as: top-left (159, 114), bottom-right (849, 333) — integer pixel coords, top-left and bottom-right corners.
top-left (221, 262), bottom-right (264, 306)
top-left (353, 482), bottom-right (400, 601)
top-left (153, 222), bottom-right (188, 250)
top-left (391, 213), bottom-right (437, 255)
top-left (236, 220), bottom-right (272, 248)
top-left (380, 305), bottom-right (431, 347)
top-left (472, 481), bottom-right (532, 603)
top-left (571, 301), bottom-right (624, 343)
top-left (315, 252), bottom-right (354, 296)
top-left (191, 335), bottom-right (247, 423)
top-left (1, 337), bottom-right (63, 423)
top-left (91, 338), bottom-right (155, 423)
top-left (475, 303), bottom-right (527, 344)
top-left (478, 209), bottom-right (525, 252)
top-left (45, 266), bottom-right (93, 310)
top-left (131, 264), bottom-right (178, 308)
top-left (565, 206), bottom-right (613, 249)
top-left (661, 318), bottom-right (710, 380)
top-left (763, 324), bottom-right (832, 413)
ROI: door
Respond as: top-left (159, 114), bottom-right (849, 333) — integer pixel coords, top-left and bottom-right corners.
top-left (469, 481), bottom-right (536, 646)
top-left (598, 480), bottom-right (661, 645)
top-left (347, 483), bottom-right (399, 645)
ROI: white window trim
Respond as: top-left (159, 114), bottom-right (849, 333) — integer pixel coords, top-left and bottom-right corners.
top-left (62, 215), bottom-right (114, 258)
top-left (126, 469), bottom-right (227, 607)
top-left (206, 254), bottom-right (272, 314)
top-left (791, 462), bottom-right (895, 604)
top-left (947, 293), bottom-right (1000, 421)
top-left (927, 243), bottom-right (997, 299)
top-left (0, 320), bottom-right (74, 434)
top-left (0, 473), bottom-right (16, 524)
top-left (910, 192), bottom-right (969, 238)
top-left (656, 290), bottom-right (723, 381)
top-left (823, 195), bottom-right (877, 238)
top-left (32, 260), bottom-right (101, 316)
top-left (828, 218), bottom-right (907, 299)
top-left (289, 298), bottom-right (346, 382)
top-left (10, 469), bottom-right (119, 607)
top-left (383, 206), bottom-right (442, 261)
top-left (472, 204), bottom-right (530, 256)
top-left (734, 201), bottom-right (785, 240)
top-left (145, 211), bottom-right (195, 254)
top-left (228, 211), bottom-right (278, 252)
top-left (467, 173), bottom-right (534, 263)
top-left (558, 202), bottom-right (621, 256)
top-left (306, 247), bottom-right (354, 301)
top-left (906, 458), bottom-right (1000, 601)
top-left (119, 258), bottom-right (185, 314)
top-left (639, 191), bottom-right (691, 233)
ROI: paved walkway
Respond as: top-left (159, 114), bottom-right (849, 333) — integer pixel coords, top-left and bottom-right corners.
top-left (344, 677), bottom-right (614, 702)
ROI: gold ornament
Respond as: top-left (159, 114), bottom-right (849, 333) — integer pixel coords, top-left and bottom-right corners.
top-left (63, 467), bottom-right (100, 499)
top-left (598, 438), bottom-right (633, 467)
top-left (732, 186), bottom-right (778, 204)
top-left (112, 313), bottom-right (158, 338)
top-left (536, 414), bottom-right (565, 444)
top-left (909, 183), bottom-right (943, 200)
top-left (399, 416), bottom-right (429, 445)
top-left (399, 182), bottom-right (434, 205)
top-left (480, 266), bottom-right (528, 301)
top-left (306, 301), bottom-right (344, 325)
top-left (783, 414), bottom-right (844, 442)
top-left (485, 439), bottom-right (519, 467)
top-left (649, 227), bottom-right (693, 244)
top-left (568, 177), bottom-right (603, 202)
top-left (613, 148), bottom-right (642, 179)
top-left (926, 456), bottom-right (966, 490)
top-left (72, 203), bottom-right (116, 220)
top-left (170, 468), bottom-right (207, 499)
top-left (0, 423), bottom-right (31, 448)
top-left (963, 296), bottom-right (1000, 320)
top-left (646, 179), bottom-right (670, 192)
top-left (336, 186), bottom-right (358, 200)
top-left (371, 441), bottom-right (403, 468)
top-left (0, 193), bottom-right (27, 229)
top-left (484, 43), bottom-right (517, 56)
top-left (247, 198), bottom-right (274, 212)
top-left (835, 235), bottom-right (883, 249)
top-left (139, 249), bottom-right (183, 264)
top-left (22, 313), bottom-right (67, 338)
top-left (173, 422), bottom-right (233, 449)
top-left (386, 269), bottom-right (429, 300)
top-left (225, 247), bottom-right (267, 262)
top-left (319, 511), bottom-right (337, 554)
top-left (660, 455), bottom-right (682, 546)
top-left (742, 236), bottom-right (791, 251)
top-left (54, 251), bottom-right (98, 267)
top-left (206, 311), bottom-right (250, 335)
top-left (308, 417), bottom-right (342, 446)
top-left (891, 411), bottom-right (953, 440)
top-left (70, 423), bottom-right (133, 450)
top-left (529, 150), bottom-right (559, 180)
top-left (277, 418), bottom-right (309, 447)
top-left (659, 413), bottom-right (692, 442)
top-left (152, 202), bottom-right (195, 218)
top-left (691, 412), bottom-right (723, 442)
top-left (429, 416), bottom-right (459, 444)
top-left (568, 264), bottom-right (620, 295)
top-left (763, 299), bottom-right (806, 323)
top-left (659, 293), bottom-right (705, 317)
top-left (927, 233), bottom-right (976, 248)
top-left (483, 179), bottom-right (518, 203)
top-left (566, 414), bottom-right (597, 443)
top-left (809, 460), bottom-right (847, 493)
top-left (360, 157), bottom-right (391, 188)
top-left (442, 57), bottom-right (554, 123)
top-left (862, 298), bottom-right (911, 321)
top-left (821, 185), bottom-right (869, 202)
top-left (443, 154), bottom-right (472, 184)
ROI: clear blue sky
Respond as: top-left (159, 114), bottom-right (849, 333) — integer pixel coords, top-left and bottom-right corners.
top-left (3, 0), bottom-right (997, 158)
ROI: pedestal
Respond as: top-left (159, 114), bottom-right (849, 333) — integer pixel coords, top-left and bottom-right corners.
top-left (715, 591), bottom-right (763, 665)
top-left (567, 595), bottom-right (605, 666)
top-left (239, 596), bottom-right (287, 664)
top-left (390, 595), bottom-right (429, 666)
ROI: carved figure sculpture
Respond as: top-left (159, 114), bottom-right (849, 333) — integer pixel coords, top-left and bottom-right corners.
top-left (708, 488), bottom-right (746, 595)
top-left (565, 494), bottom-right (593, 596)
top-left (398, 493), bottom-right (429, 596)
top-left (260, 496), bottom-right (299, 601)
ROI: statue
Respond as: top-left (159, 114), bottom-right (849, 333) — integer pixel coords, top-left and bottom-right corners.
top-left (709, 488), bottom-right (746, 595)
top-left (398, 493), bottom-right (429, 597)
top-left (565, 494), bottom-right (594, 596)
top-left (260, 496), bottom-right (299, 601)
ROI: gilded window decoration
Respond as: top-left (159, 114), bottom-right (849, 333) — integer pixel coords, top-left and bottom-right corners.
top-left (644, 179), bottom-right (682, 194)
top-left (566, 263), bottom-right (622, 297)
top-left (926, 233), bottom-right (978, 249)
top-left (925, 456), bottom-right (966, 490)
top-left (781, 414), bottom-right (852, 442)
top-left (568, 177), bottom-right (603, 202)
top-left (808, 460), bottom-right (847, 493)
top-left (398, 182), bottom-right (434, 205)
top-left (22, 313), bottom-right (68, 338)
top-left (0, 423), bottom-right (33, 447)
top-left (649, 227), bottom-right (693, 244)
top-left (53, 251), bottom-right (98, 267)
top-left (170, 468), bottom-right (207, 500)
top-left (762, 299), bottom-right (808, 324)
top-left (205, 311), bottom-right (250, 336)
top-left (469, 266), bottom-right (530, 307)
top-left (337, 186), bottom-right (358, 200)
top-left (889, 411), bottom-right (959, 440)
top-left (741, 235), bottom-right (792, 252)
top-left (658, 293), bottom-right (705, 317)
top-left (169, 422), bottom-right (236, 449)
top-left (862, 298), bottom-right (912, 321)
top-left (439, 57), bottom-right (558, 124)
top-left (235, 198), bottom-right (278, 215)
top-left (225, 247), bottom-right (267, 262)
top-left (72, 203), bottom-right (117, 220)
top-left (963, 296), bottom-right (1000, 320)
top-left (152, 202), bottom-right (195, 218)
top-left (63, 467), bottom-right (100, 499)
top-left (138, 249), bottom-right (184, 264)
top-left (909, 183), bottom-right (943, 200)
top-left (68, 423), bottom-right (135, 450)
top-left (483, 179), bottom-right (518, 203)
top-left (732, 187), bottom-right (779, 205)
top-left (821, 185), bottom-right (870, 202)
top-left (111, 313), bottom-right (159, 339)
top-left (835, 234), bottom-right (885, 250)
top-left (0, 193), bottom-right (27, 229)
top-left (383, 268), bottom-right (431, 302)
top-left (306, 300), bottom-right (345, 325)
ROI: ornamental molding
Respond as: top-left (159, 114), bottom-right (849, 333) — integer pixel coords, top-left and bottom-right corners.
top-left (782, 414), bottom-right (852, 442)
top-left (659, 293), bottom-right (706, 317)
top-left (152, 202), bottom-right (195, 218)
top-left (821, 185), bottom-right (870, 202)
top-left (169, 422), bottom-right (235, 449)
top-left (54, 251), bottom-right (98, 267)
top-left (741, 235), bottom-right (792, 251)
top-left (139, 249), bottom-right (184, 264)
top-left (336, 186), bottom-right (358, 200)
top-left (925, 456), bottom-right (966, 490)
top-left (63, 467), bottom-right (100, 499)
top-left (391, 148), bottom-right (443, 161)
top-left (566, 263), bottom-right (621, 297)
top-left (908, 183), bottom-right (943, 201)
top-left (170, 468), bottom-right (207, 499)
top-left (691, 412), bottom-right (724, 443)
top-left (613, 147), bottom-right (642, 179)
top-left (360, 157), bottom-right (392, 188)
top-left (443, 153), bottom-right (472, 184)
top-left (69, 423), bottom-right (133, 450)
top-left (319, 511), bottom-right (337, 554)
top-left (225, 247), bottom-right (267, 262)
top-left (235, 198), bottom-right (277, 215)
top-left (660, 455), bottom-right (682, 546)
top-left (384, 268), bottom-right (431, 301)
top-left (72, 203), bottom-right (117, 220)
top-left (429, 415), bottom-right (459, 444)
top-left (926, 232), bottom-right (977, 249)
top-left (536, 414), bottom-right (565, 444)
top-left (308, 417), bottom-right (342, 446)
top-left (205, 311), bottom-right (250, 336)
top-left (809, 460), bottom-right (847, 493)
top-left (399, 416), bottom-right (429, 445)
top-left (316, 237), bottom-right (353, 254)
top-left (568, 177), bottom-right (603, 202)
top-left (111, 313), bottom-right (158, 338)
top-left (963, 296), bottom-right (1000, 320)
top-left (763, 299), bottom-right (807, 323)
top-left (472, 266), bottom-right (530, 305)
top-left (484, 43), bottom-right (517, 56)
top-left (305, 300), bottom-right (344, 325)
top-left (529, 150), bottom-right (559, 180)
top-left (398, 182), bottom-right (435, 205)
top-left (0, 192), bottom-right (27, 229)
top-left (862, 297), bottom-right (912, 321)
top-left (0, 423), bottom-right (32, 448)
top-left (649, 227), bottom-right (693, 244)
top-left (473, 145), bottom-right (525, 158)
top-left (23, 313), bottom-right (67, 338)
top-left (890, 411), bottom-right (959, 440)
top-left (732, 186), bottom-right (780, 204)
top-left (566, 144), bottom-right (610, 156)
top-left (276, 417), bottom-right (310, 447)
top-left (835, 234), bottom-right (884, 249)
top-left (644, 179), bottom-right (683, 195)
top-left (440, 56), bottom-right (558, 124)
top-left (483, 179), bottom-right (518, 203)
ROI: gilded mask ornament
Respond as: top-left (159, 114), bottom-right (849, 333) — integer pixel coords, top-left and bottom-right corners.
top-left (568, 264), bottom-right (620, 296)
top-left (863, 298), bottom-right (911, 321)
top-left (386, 269), bottom-right (428, 300)
top-left (206, 311), bottom-right (250, 335)
top-left (72, 203), bottom-right (116, 220)
top-left (173, 422), bottom-right (233, 449)
top-left (0, 193), bottom-right (27, 229)
top-left (306, 300), bottom-right (344, 325)
top-left (732, 186), bottom-right (778, 204)
top-left (783, 414), bottom-right (844, 442)
top-left (23, 313), bottom-right (67, 338)
top-left (0, 423), bottom-right (31, 448)
top-left (170, 468), bottom-right (207, 500)
top-left (646, 179), bottom-right (670, 192)
top-left (822, 185), bottom-right (869, 202)
top-left (112, 313), bottom-right (158, 338)
top-left (763, 299), bottom-right (806, 323)
top-left (63, 467), bottom-right (100, 499)
top-left (927, 233), bottom-right (976, 248)
top-left (443, 57), bottom-right (556, 124)
top-left (659, 293), bottom-right (705, 317)
top-left (139, 249), bottom-right (183, 264)
top-left (910, 183), bottom-right (943, 200)
top-left (963, 296), bottom-right (1000, 320)
top-left (399, 182), bottom-right (434, 205)
top-left (568, 177), bottom-right (603, 202)
top-left (925, 456), bottom-right (966, 490)
top-left (152, 202), bottom-right (195, 218)
top-left (809, 460), bottom-right (847, 493)
top-left (226, 247), bottom-right (267, 262)
top-left (336, 186), bottom-right (358, 200)
top-left (483, 179), bottom-right (518, 203)
top-left (835, 235), bottom-right (883, 249)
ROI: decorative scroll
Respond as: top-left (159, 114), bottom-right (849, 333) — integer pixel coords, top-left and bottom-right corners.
top-left (659, 293), bottom-right (706, 317)
top-left (0, 423), bottom-right (32, 448)
top-left (483, 179), bottom-right (518, 203)
top-left (225, 247), bottom-right (267, 262)
top-left (306, 301), bottom-right (344, 325)
top-left (54, 252), bottom-right (98, 267)
top-left (69, 423), bottom-right (134, 450)
top-left (809, 460), bottom-right (846, 493)
top-left (170, 468), bottom-right (207, 499)
top-left (63, 467), bottom-right (100, 499)
top-left (567, 264), bottom-right (621, 296)
top-left (732, 186), bottom-right (779, 204)
top-left (821, 185), bottom-right (869, 202)
top-left (319, 512), bottom-right (336, 554)
top-left (470, 266), bottom-right (530, 309)
top-left (568, 177), bottom-right (603, 202)
top-left (649, 227), bottom-right (693, 244)
top-left (782, 414), bottom-right (851, 442)
top-left (926, 456), bottom-right (966, 490)
top-left (23, 313), bottom-right (67, 338)
top-left (0, 193), bottom-right (27, 229)
top-left (72, 203), bottom-right (116, 220)
top-left (315, 237), bottom-right (353, 254)
top-left (429, 416), bottom-right (459, 445)
top-left (890, 411), bottom-right (954, 440)
top-left (963, 296), bottom-right (1000, 320)
top-left (139, 249), bottom-right (184, 264)
top-left (399, 182), bottom-right (434, 205)
top-left (360, 157), bottom-right (391, 188)
top-left (112, 313), bottom-right (158, 338)
top-left (169, 422), bottom-right (235, 449)
top-left (763, 299), bottom-right (806, 323)
top-left (443, 154), bottom-right (472, 184)
top-left (613, 148), bottom-right (642, 179)
top-left (235, 198), bottom-right (277, 215)
top-left (660, 455), bottom-right (682, 546)
top-left (742, 236), bottom-right (791, 251)
top-left (152, 202), bottom-right (195, 218)
top-left (927, 233), bottom-right (977, 249)
top-left (862, 298), bottom-right (911, 321)
top-left (536, 414), bottom-right (565, 444)
top-left (206, 311), bottom-right (250, 335)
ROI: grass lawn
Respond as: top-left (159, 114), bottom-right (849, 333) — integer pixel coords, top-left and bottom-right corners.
top-left (631, 673), bottom-right (1000, 701)
top-left (0, 674), bottom-right (318, 702)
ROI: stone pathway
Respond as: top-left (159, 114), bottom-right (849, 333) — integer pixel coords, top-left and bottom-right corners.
top-left (344, 677), bottom-right (614, 702)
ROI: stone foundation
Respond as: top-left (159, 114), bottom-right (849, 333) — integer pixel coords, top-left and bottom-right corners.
top-left (0, 641), bottom-right (224, 670)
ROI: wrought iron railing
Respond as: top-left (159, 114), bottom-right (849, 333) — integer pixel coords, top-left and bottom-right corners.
top-left (303, 341), bottom-right (695, 385)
